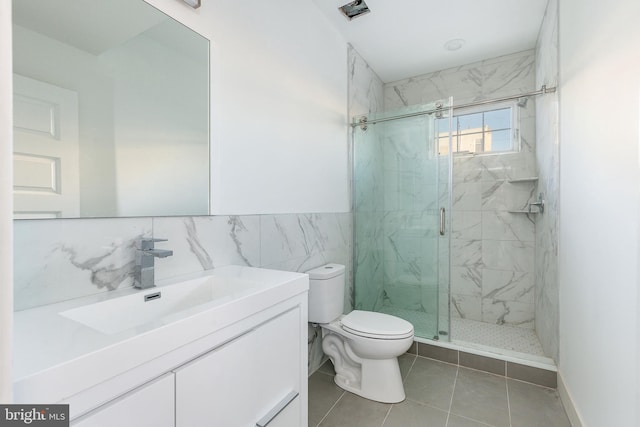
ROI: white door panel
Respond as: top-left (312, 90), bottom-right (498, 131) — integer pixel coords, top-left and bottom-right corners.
top-left (13, 74), bottom-right (80, 218)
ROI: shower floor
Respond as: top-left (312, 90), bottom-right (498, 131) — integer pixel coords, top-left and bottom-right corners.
top-left (451, 318), bottom-right (546, 357)
top-left (378, 305), bottom-right (546, 358)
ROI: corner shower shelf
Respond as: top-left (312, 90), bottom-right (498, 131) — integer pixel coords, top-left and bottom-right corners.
top-left (507, 177), bottom-right (539, 183)
top-left (508, 210), bottom-right (540, 214)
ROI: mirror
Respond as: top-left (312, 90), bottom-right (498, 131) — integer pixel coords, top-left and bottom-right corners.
top-left (12, 0), bottom-right (210, 219)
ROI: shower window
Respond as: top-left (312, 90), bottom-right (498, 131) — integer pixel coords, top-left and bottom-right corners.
top-left (436, 100), bottom-right (519, 155)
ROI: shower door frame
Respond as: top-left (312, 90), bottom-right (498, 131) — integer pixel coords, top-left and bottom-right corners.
top-left (351, 98), bottom-right (453, 342)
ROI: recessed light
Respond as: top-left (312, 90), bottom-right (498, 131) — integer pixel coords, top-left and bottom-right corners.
top-left (444, 39), bottom-right (465, 51)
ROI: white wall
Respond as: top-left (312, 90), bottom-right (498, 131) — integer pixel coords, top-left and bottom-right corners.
top-left (0, 0), bottom-right (13, 402)
top-left (559, 0), bottom-right (640, 424)
top-left (145, 0), bottom-right (349, 215)
top-left (105, 29), bottom-right (209, 216)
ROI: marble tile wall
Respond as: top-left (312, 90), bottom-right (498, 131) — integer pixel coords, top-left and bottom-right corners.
top-left (385, 50), bottom-right (537, 109)
top-left (385, 50), bottom-right (539, 330)
top-left (379, 114), bottom-right (441, 319)
top-left (14, 218), bottom-right (152, 310)
top-left (349, 45), bottom-right (385, 314)
top-left (534, 0), bottom-right (560, 362)
top-left (14, 213), bottom-right (352, 310)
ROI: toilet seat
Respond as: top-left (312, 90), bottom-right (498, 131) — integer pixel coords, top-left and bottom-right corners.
top-left (341, 310), bottom-right (414, 340)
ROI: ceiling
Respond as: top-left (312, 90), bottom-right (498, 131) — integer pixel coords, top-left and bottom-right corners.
top-left (12, 0), bottom-right (168, 55)
top-left (311, 0), bottom-right (549, 82)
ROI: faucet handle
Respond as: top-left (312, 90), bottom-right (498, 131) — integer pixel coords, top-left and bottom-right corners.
top-left (141, 238), bottom-right (169, 250)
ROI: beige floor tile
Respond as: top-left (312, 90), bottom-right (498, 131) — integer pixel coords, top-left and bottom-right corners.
top-left (383, 400), bottom-right (448, 427)
top-left (318, 392), bottom-right (391, 427)
top-left (447, 414), bottom-right (495, 427)
top-left (318, 359), bottom-right (336, 376)
top-left (403, 357), bottom-right (458, 411)
top-left (507, 379), bottom-right (571, 427)
top-left (450, 368), bottom-right (509, 427)
top-left (308, 371), bottom-right (344, 427)
top-left (307, 353), bottom-right (572, 427)
top-left (398, 352), bottom-right (417, 380)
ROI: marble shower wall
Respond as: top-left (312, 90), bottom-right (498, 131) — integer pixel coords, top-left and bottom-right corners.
top-left (385, 50), bottom-right (538, 329)
top-left (349, 45), bottom-right (386, 313)
top-left (385, 50), bottom-right (537, 108)
top-left (349, 44), bottom-right (384, 119)
top-left (534, 0), bottom-right (560, 362)
top-left (379, 112), bottom-right (441, 317)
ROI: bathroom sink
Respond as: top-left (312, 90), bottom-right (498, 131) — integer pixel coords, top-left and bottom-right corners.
top-left (60, 275), bottom-right (259, 335)
top-left (14, 265), bottom-right (308, 408)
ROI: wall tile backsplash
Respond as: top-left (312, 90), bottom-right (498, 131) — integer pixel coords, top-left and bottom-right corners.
top-left (14, 213), bottom-right (352, 312)
top-left (14, 218), bottom-right (151, 311)
top-left (385, 49), bottom-right (538, 329)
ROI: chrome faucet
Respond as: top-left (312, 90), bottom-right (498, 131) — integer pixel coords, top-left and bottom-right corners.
top-left (134, 238), bottom-right (173, 289)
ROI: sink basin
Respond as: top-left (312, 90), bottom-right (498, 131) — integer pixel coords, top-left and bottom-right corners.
top-left (60, 275), bottom-right (259, 335)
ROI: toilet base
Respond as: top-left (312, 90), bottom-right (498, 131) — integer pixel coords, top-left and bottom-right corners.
top-left (333, 357), bottom-right (406, 403)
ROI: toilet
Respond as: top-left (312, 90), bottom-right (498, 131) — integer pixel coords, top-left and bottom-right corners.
top-left (307, 263), bottom-right (414, 403)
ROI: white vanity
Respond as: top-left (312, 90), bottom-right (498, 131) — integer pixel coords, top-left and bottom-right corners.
top-left (13, 266), bottom-right (309, 427)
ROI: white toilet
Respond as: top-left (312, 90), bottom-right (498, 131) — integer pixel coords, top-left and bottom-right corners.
top-left (307, 263), bottom-right (414, 403)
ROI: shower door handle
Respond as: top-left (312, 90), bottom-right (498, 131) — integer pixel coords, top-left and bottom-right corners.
top-left (440, 207), bottom-right (446, 236)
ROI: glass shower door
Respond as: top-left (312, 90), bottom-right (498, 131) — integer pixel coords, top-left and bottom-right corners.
top-left (353, 99), bottom-right (452, 341)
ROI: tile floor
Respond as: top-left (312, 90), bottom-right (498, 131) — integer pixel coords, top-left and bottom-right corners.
top-left (308, 354), bottom-right (571, 427)
top-left (451, 318), bottom-right (546, 357)
top-left (378, 305), bottom-right (547, 358)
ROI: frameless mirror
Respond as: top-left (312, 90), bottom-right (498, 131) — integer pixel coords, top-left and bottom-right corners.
top-left (12, 0), bottom-right (210, 219)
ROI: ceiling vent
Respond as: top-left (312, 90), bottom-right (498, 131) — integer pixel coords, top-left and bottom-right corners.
top-left (339, 0), bottom-right (370, 21)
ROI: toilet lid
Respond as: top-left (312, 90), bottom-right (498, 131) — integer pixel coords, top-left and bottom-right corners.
top-left (341, 310), bottom-right (414, 339)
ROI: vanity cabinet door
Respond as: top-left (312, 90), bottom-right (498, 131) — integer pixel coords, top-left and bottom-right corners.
top-left (71, 373), bottom-right (174, 427)
top-left (175, 308), bottom-right (302, 427)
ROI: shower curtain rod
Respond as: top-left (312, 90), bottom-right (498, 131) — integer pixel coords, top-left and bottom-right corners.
top-left (351, 85), bottom-right (557, 129)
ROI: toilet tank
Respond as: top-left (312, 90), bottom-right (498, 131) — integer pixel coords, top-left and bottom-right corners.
top-left (307, 263), bottom-right (345, 324)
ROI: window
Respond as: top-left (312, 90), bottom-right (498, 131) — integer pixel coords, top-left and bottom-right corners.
top-left (436, 101), bottom-right (519, 155)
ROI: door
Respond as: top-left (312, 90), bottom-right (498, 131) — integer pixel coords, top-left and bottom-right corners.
top-left (13, 74), bottom-right (80, 218)
top-left (353, 99), bottom-right (453, 340)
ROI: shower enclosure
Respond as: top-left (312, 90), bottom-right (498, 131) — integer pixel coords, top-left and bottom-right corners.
top-left (353, 99), bottom-right (453, 342)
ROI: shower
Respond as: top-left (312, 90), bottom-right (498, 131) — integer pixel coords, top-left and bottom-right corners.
top-left (351, 79), bottom-right (557, 363)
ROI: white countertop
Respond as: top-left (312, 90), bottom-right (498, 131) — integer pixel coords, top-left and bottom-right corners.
top-left (13, 265), bottom-right (308, 404)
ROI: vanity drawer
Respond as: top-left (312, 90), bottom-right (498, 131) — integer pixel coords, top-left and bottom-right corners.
top-left (71, 373), bottom-right (174, 427)
top-left (174, 307), bottom-right (302, 427)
